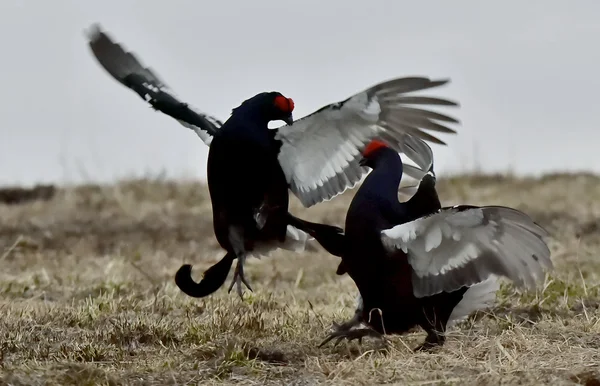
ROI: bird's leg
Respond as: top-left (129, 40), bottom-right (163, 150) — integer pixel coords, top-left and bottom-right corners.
top-left (331, 306), bottom-right (364, 332)
top-left (414, 330), bottom-right (445, 352)
top-left (331, 318), bottom-right (360, 334)
top-left (319, 310), bottom-right (363, 347)
top-left (254, 203), bottom-right (268, 230)
top-left (227, 253), bottom-right (253, 299)
top-left (414, 326), bottom-right (446, 352)
top-left (332, 295), bottom-right (364, 331)
top-left (415, 307), bottom-right (450, 352)
top-left (227, 226), bottom-right (253, 299)
top-left (319, 297), bottom-right (387, 347)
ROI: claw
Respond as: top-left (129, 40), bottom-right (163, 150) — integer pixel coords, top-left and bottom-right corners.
top-left (318, 306), bottom-right (367, 347)
top-left (227, 255), bottom-right (253, 299)
top-left (413, 331), bottom-right (445, 353)
top-left (414, 342), bottom-right (437, 352)
top-left (319, 327), bottom-right (386, 348)
top-left (414, 341), bottom-right (443, 353)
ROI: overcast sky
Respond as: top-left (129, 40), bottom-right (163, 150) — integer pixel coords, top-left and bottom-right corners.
top-left (0, 0), bottom-right (598, 186)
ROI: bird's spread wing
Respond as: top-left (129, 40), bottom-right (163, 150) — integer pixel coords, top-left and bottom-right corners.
top-left (380, 206), bottom-right (553, 298)
top-left (275, 77), bottom-right (459, 207)
top-left (85, 23), bottom-right (222, 146)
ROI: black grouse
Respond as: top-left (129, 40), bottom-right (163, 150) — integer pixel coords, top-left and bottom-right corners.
top-left (85, 24), bottom-right (461, 298)
top-left (318, 139), bottom-right (553, 351)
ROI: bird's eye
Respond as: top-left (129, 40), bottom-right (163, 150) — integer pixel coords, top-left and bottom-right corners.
top-left (274, 95), bottom-right (294, 113)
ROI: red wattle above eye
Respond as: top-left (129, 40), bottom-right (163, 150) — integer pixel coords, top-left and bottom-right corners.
top-left (362, 140), bottom-right (389, 158)
top-left (274, 95), bottom-right (294, 113)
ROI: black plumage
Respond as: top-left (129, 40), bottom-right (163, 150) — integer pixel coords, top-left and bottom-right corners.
top-left (85, 24), bottom-right (461, 298)
top-left (319, 140), bottom-right (553, 351)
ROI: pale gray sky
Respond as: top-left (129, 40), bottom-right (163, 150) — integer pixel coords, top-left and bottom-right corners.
top-left (0, 0), bottom-right (598, 185)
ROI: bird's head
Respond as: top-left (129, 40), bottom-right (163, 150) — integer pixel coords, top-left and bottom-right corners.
top-left (271, 92), bottom-right (295, 125)
top-left (233, 92), bottom-right (295, 125)
top-left (359, 139), bottom-right (395, 168)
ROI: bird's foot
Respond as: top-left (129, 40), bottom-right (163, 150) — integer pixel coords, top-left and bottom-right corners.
top-left (414, 332), bottom-right (445, 353)
top-left (414, 341), bottom-right (442, 353)
top-left (319, 325), bottom-right (385, 348)
top-left (227, 256), bottom-right (253, 299)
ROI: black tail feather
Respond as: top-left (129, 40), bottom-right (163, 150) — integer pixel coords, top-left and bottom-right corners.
top-left (286, 214), bottom-right (346, 257)
top-left (406, 161), bottom-right (441, 219)
top-left (175, 252), bottom-right (235, 298)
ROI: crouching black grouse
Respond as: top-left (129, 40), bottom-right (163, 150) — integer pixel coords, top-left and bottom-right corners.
top-left (319, 139), bottom-right (553, 351)
top-left (85, 24), bottom-right (461, 299)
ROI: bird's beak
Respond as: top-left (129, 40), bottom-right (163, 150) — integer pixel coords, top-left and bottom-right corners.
top-left (358, 157), bottom-right (368, 167)
top-left (283, 113), bottom-right (294, 126)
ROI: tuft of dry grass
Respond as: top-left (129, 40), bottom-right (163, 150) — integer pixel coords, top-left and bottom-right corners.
top-left (1, 173), bottom-right (600, 385)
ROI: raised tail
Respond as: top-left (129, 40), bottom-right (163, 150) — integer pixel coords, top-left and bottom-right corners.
top-left (398, 136), bottom-right (436, 201)
top-left (405, 155), bottom-right (441, 220)
top-left (174, 252), bottom-right (235, 298)
top-left (286, 213), bottom-right (346, 257)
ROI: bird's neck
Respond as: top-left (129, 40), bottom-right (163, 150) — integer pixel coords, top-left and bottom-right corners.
top-left (229, 105), bottom-right (271, 128)
top-left (220, 109), bottom-right (275, 148)
top-left (361, 154), bottom-right (404, 205)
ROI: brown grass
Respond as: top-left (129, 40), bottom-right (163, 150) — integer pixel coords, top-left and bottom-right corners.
top-left (1, 173), bottom-right (600, 385)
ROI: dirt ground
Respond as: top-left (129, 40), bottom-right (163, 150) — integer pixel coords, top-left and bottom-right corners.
top-left (1, 173), bottom-right (600, 385)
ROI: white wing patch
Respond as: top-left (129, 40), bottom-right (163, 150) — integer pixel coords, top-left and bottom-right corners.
top-left (276, 77), bottom-right (459, 208)
top-left (177, 119), bottom-right (215, 146)
top-left (380, 206), bottom-right (553, 298)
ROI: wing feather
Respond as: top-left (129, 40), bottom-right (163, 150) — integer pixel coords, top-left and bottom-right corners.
top-left (86, 24), bottom-right (455, 205)
top-left (85, 23), bottom-right (222, 146)
top-left (276, 77), bottom-right (459, 207)
top-left (385, 106), bottom-right (460, 124)
top-left (380, 206), bottom-right (553, 298)
top-left (391, 96), bottom-right (459, 106)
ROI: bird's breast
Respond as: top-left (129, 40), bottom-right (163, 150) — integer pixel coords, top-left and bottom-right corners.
top-left (207, 134), bottom-right (288, 223)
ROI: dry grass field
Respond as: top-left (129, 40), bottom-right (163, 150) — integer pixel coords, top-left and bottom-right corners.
top-left (1, 173), bottom-right (600, 385)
